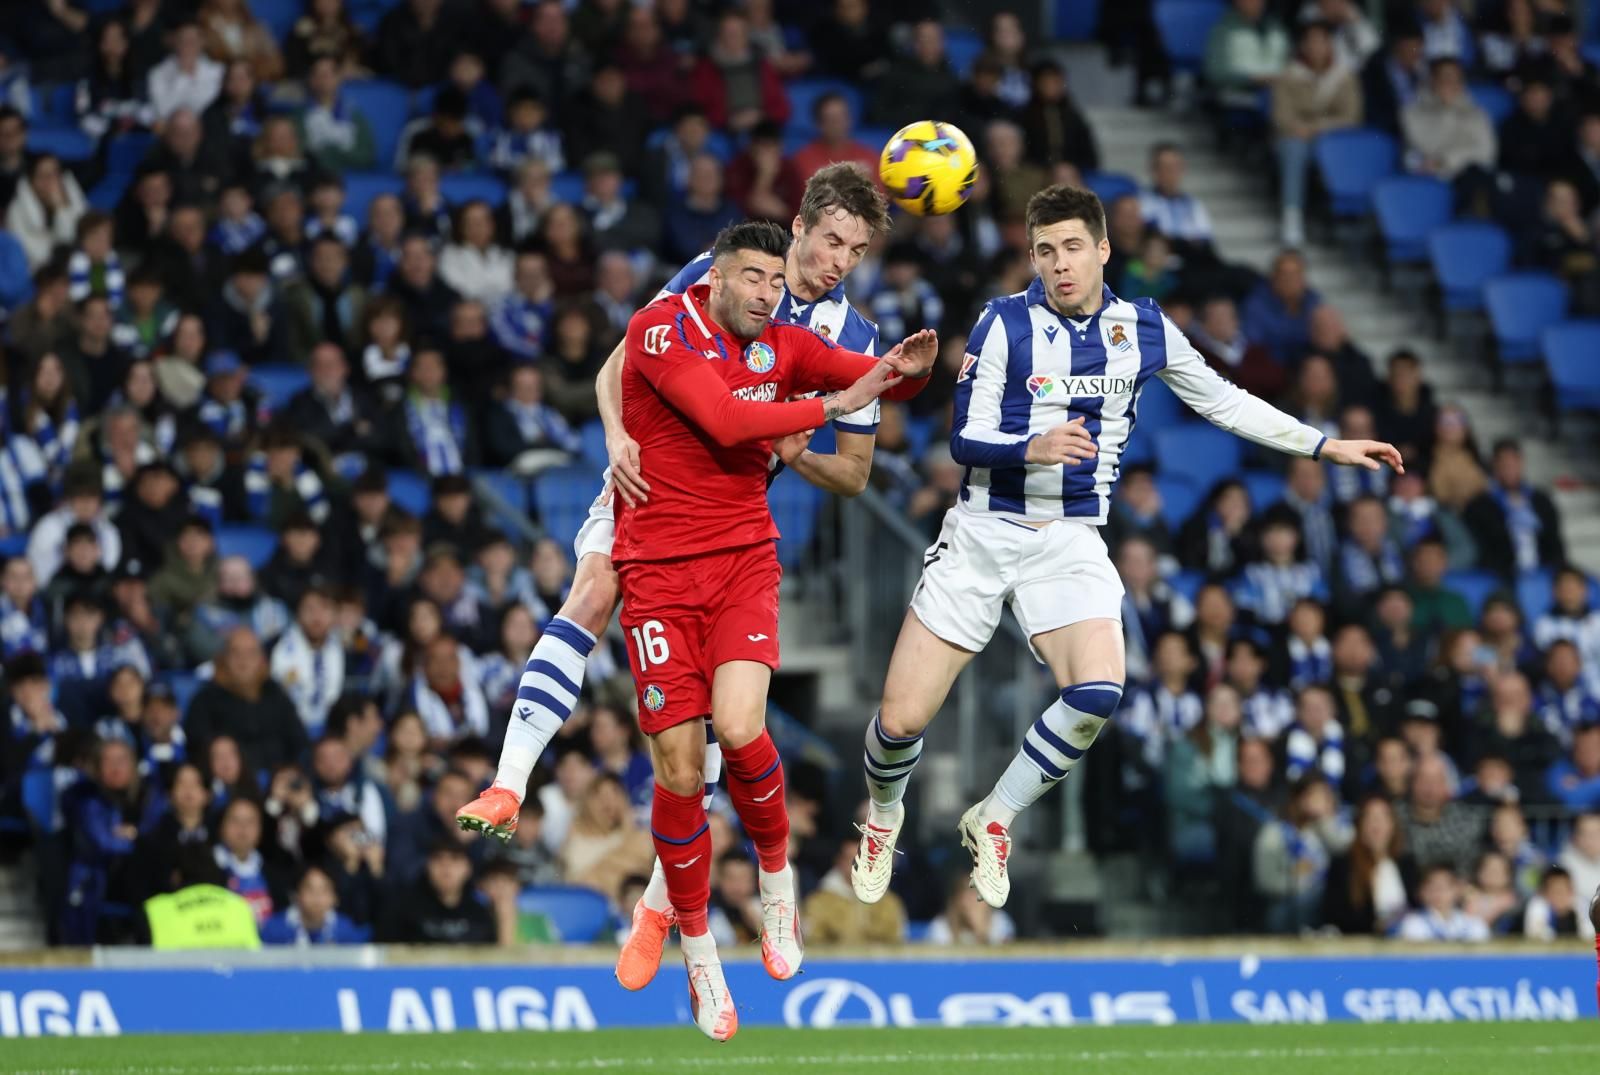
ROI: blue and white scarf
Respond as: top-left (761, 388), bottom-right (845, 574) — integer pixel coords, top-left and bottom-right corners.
top-left (1337, 538), bottom-right (1404, 596)
top-left (410, 660), bottom-right (490, 741)
top-left (210, 213), bottom-right (267, 257)
top-left (187, 483), bottom-right (224, 531)
top-left (304, 213), bottom-right (361, 248)
top-left (0, 594), bottom-right (47, 659)
top-left (504, 398), bottom-right (580, 453)
top-left (489, 127), bottom-right (565, 175)
top-left (28, 398), bottom-right (80, 488)
top-left (197, 393), bottom-right (250, 443)
top-left (0, 434), bottom-right (45, 536)
top-left (1235, 562), bottom-right (1327, 626)
top-left (101, 441), bottom-right (159, 509)
top-left (404, 393), bottom-right (466, 476)
top-left (245, 454), bottom-right (330, 524)
top-left (477, 651), bottom-right (518, 711)
top-left (1491, 482), bottom-right (1542, 573)
top-left (1331, 459), bottom-right (1390, 505)
top-left (68, 250), bottom-right (125, 309)
top-left (489, 296), bottom-right (550, 360)
top-left (362, 343), bottom-right (410, 385)
top-left (1287, 634), bottom-right (1333, 691)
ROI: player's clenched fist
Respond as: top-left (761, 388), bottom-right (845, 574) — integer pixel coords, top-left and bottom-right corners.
top-left (1025, 416), bottom-right (1099, 466)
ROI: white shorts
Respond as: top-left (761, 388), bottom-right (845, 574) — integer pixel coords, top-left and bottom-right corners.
top-left (572, 468), bottom-right (616, 562)
top-left (909, 505), bottom-right (1124, 659)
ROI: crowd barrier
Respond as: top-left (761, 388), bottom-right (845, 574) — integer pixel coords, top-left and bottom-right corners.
top-left (1, 948), bottom-right (1594, 1036)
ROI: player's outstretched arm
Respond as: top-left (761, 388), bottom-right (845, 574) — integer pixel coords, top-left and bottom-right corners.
top-left (595, 338), bottom-right (650, 507)
top-left (1317, 438), bottom-right (1406, 473)
top-left (779, 429), bottom-right (874, 496)
top-left (788, 327), bottom-right (937, 402)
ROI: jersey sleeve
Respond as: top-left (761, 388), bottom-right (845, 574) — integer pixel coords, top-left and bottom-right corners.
top-left (832, 307), bottom-right (881, 435)
top-left (627, 307), bottom-right (827, 446)
top-left (781, 323), bottom-right (926, 402)
top-left (950, 303), bottom-right (1033, 468)
top-left (1153, 311), bottom-right (1326, 458)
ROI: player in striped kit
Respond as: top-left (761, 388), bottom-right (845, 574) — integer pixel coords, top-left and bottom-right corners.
top-left (851, 185), bottom-right (1405, 909)
top-left (454, 165), bottom-right (891, 984)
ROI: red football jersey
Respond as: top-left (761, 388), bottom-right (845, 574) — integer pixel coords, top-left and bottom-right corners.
top-left (613, 284), bottom-right (915, 563)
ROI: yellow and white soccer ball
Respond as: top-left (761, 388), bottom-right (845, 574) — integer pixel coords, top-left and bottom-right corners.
top-left (878, 120), bottom-right (978, 216)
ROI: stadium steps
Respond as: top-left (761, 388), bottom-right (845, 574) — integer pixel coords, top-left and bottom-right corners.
top-left (1088, 104), bottom-right (1600, 574)
top-left (0, 855), bottom-right (46, 950)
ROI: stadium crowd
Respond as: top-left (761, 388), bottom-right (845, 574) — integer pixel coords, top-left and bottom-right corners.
top-left (0, 0), bottom-right (1596, 948)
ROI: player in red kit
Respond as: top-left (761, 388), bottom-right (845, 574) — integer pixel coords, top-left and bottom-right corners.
top-left (614, 221), bottom-right (935, 1041)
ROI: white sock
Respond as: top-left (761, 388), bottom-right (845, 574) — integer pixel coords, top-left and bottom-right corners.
top-left (491, 616), bottom-right (596, 800)
top-left (863, 711), bottom-right (922, 827)
top-left (758, 862), bottom-right (792, 897)
top-left (680, 928), bottom-right (718, 961)
top-left (979, 681), bottom-right (1123, 828)
top-left (641, 856), bottom-right (672, 914)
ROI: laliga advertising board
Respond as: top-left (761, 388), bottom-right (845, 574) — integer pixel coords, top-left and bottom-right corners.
top-left (0, 954), bottom-right (1594, 1037)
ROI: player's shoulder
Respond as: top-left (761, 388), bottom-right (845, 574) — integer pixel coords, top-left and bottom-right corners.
top-left (970, 288), bottom-right (1031, 341)
top-left (653, 250), bottom-right (715, 300)
top-left (767, 318), bottom-right (839, 351)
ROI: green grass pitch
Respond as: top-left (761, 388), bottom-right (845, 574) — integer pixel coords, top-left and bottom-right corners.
top-left (3, 1022), bottom-right (1597, 1075)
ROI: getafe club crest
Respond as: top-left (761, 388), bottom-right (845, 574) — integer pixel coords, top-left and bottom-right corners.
top-left (643, 684), bottom-right (666, 712)
top-left (1108, 324), bottom-right (1132, 352)
top-left (744, 341), bottom-right (777, 373)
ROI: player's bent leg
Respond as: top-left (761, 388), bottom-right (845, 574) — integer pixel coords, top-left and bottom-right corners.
top-left (708, 660), bottom-right (801, 980)
top-left (854, 611), bottom-right (977, 904)
top-left (962, 618), bottom-right (1127, 908)
top-left (461, 552), bottom-right (619, 842)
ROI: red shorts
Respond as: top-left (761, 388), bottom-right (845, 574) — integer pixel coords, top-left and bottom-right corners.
top-left (617, 541), bottom-right (782, 734)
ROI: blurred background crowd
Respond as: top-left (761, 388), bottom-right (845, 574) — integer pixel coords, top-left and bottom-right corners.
top-left (0, 0), bottom-right (1597, 950)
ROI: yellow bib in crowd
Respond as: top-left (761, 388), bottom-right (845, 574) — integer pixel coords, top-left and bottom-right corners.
top-left (144, 884), bottom-right (262, 950)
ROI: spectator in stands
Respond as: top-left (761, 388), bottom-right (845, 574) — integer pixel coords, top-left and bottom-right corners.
top-left (378, 839), bottom-right (495, 943)
top-left (1548, 724), bottom-right (1600, 811)
top-left (149, 514), bottom-right (218, 627)
top-left (385, 346), bottom-right (475, 476)
top-left (1523, 864), bottom-right (1581, 940)
top-left (1537, 640), bottom-right (1599, 747)
top-left (1425, 405), bottom-right (1487, 516)
top-left (439, 202), bottom-right (514, 306)
top-left (1499, 75), bottom-right (1569, 181)
top-left (1139, 143), bottom-right (1217, 265)
top-left (78, 18), bottom-right (151, 146)
top-left (1539, 16), bottom-right (1600, 119)
top-left (1534, 569), bottom-right (1600, 691)
top-left (1204, 0), bottom-right (1290, 112)
top-left (787, 94), bottom-right (874, 188)
top-left (1321, 795), bottom-right (1417, 935)
top-left (1105, 465), bottom-right (1176, 564)
top-left (283, 237), bottom-right (366, 367)
top-left (1178, 478), bottom-right (1255, 577)
top-left (187, 625), bottom-right (307, 776)
top-left (284, 0), bottom-right (365, 77)
top-left (1019, 60), bottom-right (1099, 171)
top-left (270, 587), bottom-right (344, 737)
top-left (147, 22), bottom-right (223, 123)
top-left (877, 19), bottom-right (960, 125)
top-left (61, 737), bottom-right (163, 943)
top-left (1234, 508), bottom-right (1327, 628)
top-left (1474, 671), bottom-right (1559, 798)
top-left (373, 0), bottom-right (465, 90)
top-left (7, 154), bottom-right (87, 270)
top-left (1372, 350), bottom-right (1434, 467)
top-left (1285, 685), bottom-right (1345, 785)
top-left (485, 363), bottom-right (579, 471)
top-left (1557, 813), bottom-right (1600, 938)
top-left (1462, 849), bottom-right (1521, 934)
top-left (1397, 750), bottom-right (1484, 873)
top-left (297, 56), bottom-right (375, 174)
top-left (1477, 0), bottom-right (1543, 85)
top-left (559, 771), bottom-right (653, 902)
top-left (687, 10), bottom-right (788, 136)
top-left (1530, 178), bottom-right (1600, 311)
top-left (1271, 20), bottom-right (1361, 246)
top-left (1163, 683), bottom-right (1242, 862)
top-left (1468, 438), bottom-right (1566, 576)
top-left (283, 344), bottom-right (380, 471)
top-left (662, 153), bottom-right (738, 265)
top-left (1241, 249), bottom-right (1320, 362)
top-left (581, 153), bottom-right (660, 257)
top-left (1401, 57), bottom-right (1495, 214)
top-left (27, 466), bottom-right (119, 587)
top-left (803, 832), bottom-right (906, 944)
top-left (1394, 863), bottom-right (1489, 941)
top-left (260, 863), bottom-right (369, 945)
top-left (198, 0), bottom-right (282, 83)
top-left (1253, 773), bottom-right (1344, 932)
top-left (1404, 536), bottom-right (1471, 635)
top-left (985, 120), bottom-right (1046, 225)
top-left (927, 872), bottom-right (1016, 946)
top-left (1306, 305), bottom-right (1376, 406)
top-left (9, 262), bottom-right (73, 367)
top-left (1485, 802), bottom-right (1544, 900)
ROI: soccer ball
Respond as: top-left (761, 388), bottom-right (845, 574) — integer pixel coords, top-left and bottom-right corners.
top-left (879, 121), bottom-right (978, 216)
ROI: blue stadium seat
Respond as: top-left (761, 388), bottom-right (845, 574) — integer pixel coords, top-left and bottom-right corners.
top-left (1133, 376), bottom-right (1184, 431)
top-left (471, 469), bottom-right (530, 534)
top-left (1168, 569), bottom-right (1206, 603)
top-left (1154, 473), bottom-right (1201, 529)
top-left (341, 80), bottom-right (410, 168)
top-left (1516, 568), bottom-right (1555, 622)
top-left (1313, 128), bottom-right (1397, 218)
top-left (252, 0), bottom-right (302, 44)
top-left (532, 465), bottom-right (604, 551)
top-left (1541, 320), bottom-right (1600, 413)
top-left (164, 671), bottom-right (202, 716)
top-left (440, 172), bottom-right (507, 208)
top-left (1153, 0), bottom-right (1226, 73)
top-left (1484, 272), bottom-right (1568, 367)
top-left (249, 364), bottom-right (310, 412)
top-left (644, 128), bottom-right (735, 164)
top-left (216, 524), bottom-right (279, 569)
top-left (106, 132), bottom-right (154, 175)
top-left (22, 769), bottom-right (58, 834)
top-left (88, 173), bottom-right (131, 211)
top-left (944, 28), bottom-right (984, 78)
top-left (1372, 176), bottom-right (1452, 262)
top-left (783, 79), bottom-right (864, 140)
top-left (1241, 470), bottom-right (1286, 513)
top-left (855, 125), bottom-right (897, 155)
top-left (768, 467), bottom-right (823, 568)
top-left (1055, 0), bottom-right (1102, 39)
top-left (0, 533), bottom-right (26, 559)
top-left (27, 125), bottom-right (94, 162)
top-left (387, 469), bottom-right (432, 516)
top-left (1429, 222), bottom-right (1510, 313)
top-left (1443, 569), bottom-right (1506, 618)
top-left (1468, 83), bottom-right (1514, 125)
top-left (1082, 170), bottom-right (1139, 207)
top-left (578, 419), bottom-right (608, 470)
top-left (905, 414), bottom-right (937, 459)
top-left (410, 84), bottom-right (437, 118)
top-left (1153, 424), bottom-right (1242, 491)
top-left (551, 169), bottom-right (586, 205)
top-left (31, 83), bottom-right (77, 124)
top-left (516, 885), bottom-right (612, 943)
top-left (343, 171), bottom-right (405, 224)
top-left (904, 919), bottom-right (933, 943)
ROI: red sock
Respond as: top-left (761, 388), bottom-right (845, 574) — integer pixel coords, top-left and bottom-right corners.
top-left (722, 731), bottom-right (790, 873)
top-left (650, 781), bottom-right (712, 936)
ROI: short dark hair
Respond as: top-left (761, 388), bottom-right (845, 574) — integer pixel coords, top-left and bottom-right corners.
top-left (76, 211), bottom-right (113, 242)
top-left (1025, 184), bottom-right (1106, 242)
top-left (798, 162), bottom-right (892, 237)
top-left (811, 91), bottom-right (850, 125)
top-left (1491, 437), bottom-right (1522, 458)
top-left (710, 219), bottom-right (790, 264)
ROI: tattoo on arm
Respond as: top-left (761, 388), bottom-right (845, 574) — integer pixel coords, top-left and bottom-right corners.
top-left (822, 393), bottom-right (846, 422)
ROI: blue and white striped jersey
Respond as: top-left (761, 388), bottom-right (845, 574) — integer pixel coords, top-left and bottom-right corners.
top-left (656, 251), bottom-right (883, 434)
top-left (952, 280), bottom-right (1327, 523)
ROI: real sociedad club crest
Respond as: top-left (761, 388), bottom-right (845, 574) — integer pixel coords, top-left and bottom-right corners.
top-left (1108, 324), bottom-right (1132, 352)
top-left (643, 684), bottom-right (666, 712)
top-left (745, 341), bottom-right (777, 373)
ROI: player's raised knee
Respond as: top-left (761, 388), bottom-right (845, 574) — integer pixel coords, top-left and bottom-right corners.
top-left (1061, 680), bottom-right (1124, 719)
top-left (653, 745), bottom-right (706, 798)
top-left (562, 556), bottom-right (620, 636)
top-left (875, 701), bottom-right (931, 741)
